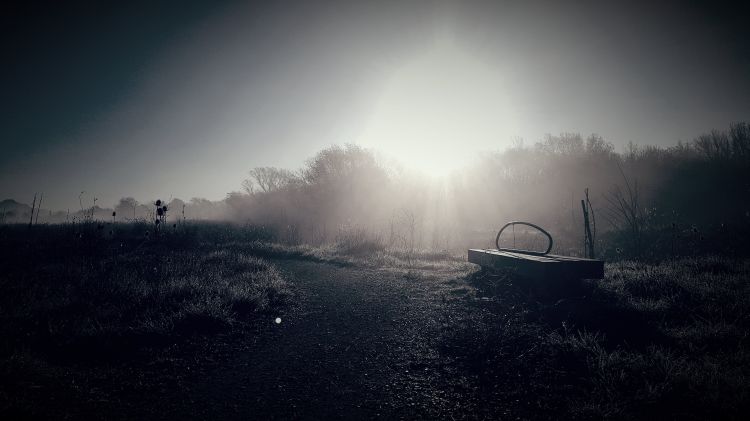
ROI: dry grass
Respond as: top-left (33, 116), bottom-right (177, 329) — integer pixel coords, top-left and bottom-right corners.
top-left (0, 223), bottom-right (292, 363)
top-left (444, 256), bottom-right (750, 419)
top-left (3, 222), bottom-right (748, 418)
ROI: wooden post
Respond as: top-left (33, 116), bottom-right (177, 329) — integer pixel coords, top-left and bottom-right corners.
top-left (581, 198), bottom-right (594, 259)
top-left (28, 193), bottom-right (37, 228)
top-left (35, 193), bottom-right (43, 225)
top-left (585, 188), bottom-right (596, 256)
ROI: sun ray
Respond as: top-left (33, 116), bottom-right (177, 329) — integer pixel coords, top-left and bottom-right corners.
top-left (358, 42), bottom-right (518, 177)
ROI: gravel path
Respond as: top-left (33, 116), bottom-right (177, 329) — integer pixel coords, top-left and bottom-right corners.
top-left (167, 259), bottom-right (474, 420)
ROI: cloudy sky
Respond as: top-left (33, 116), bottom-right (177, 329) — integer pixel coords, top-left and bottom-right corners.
top-left (2, 0), bottom-right (749, 209)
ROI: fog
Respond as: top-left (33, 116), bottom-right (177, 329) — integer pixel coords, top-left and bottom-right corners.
top-left (2, 1), bottom-right (749, 211)
top-left (6, 121), bottom-right (749, 260)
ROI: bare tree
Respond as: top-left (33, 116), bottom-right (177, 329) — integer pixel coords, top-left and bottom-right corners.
top-left (390, 208), bottom-right (417, 266)
top-left (729, 121), bottom-right (750, 160)
top-left (603, 161), bottom-right (644, 257)
top-left (243, 167), bottom-right (298, 194)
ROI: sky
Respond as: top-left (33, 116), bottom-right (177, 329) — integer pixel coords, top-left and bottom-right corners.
top-left (2, 0), bottom-right (749, 210)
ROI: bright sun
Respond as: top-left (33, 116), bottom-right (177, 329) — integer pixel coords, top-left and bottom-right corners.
top-left (358, 42), bottom-right (518, 177)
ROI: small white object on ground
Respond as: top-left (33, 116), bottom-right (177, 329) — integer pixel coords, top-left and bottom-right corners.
top-left (275, 317), bottom-right (282, 324)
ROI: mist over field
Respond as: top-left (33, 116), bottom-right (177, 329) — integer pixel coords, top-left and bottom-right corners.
top-left (5, 122), bottom-right (750, 260)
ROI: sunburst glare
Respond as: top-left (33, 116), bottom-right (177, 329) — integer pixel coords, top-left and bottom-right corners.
top-left (358, 41), bottom-right (518, 177)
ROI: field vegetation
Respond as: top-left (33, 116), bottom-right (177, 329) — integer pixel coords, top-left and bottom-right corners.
top-left (0, 222), bottom-right (292, 416)
top-left (1, 122), bottom-right (749, 418)
top-left (2, 219), bottom-right (749, 418)
top-left (6, 122), bottom-right (749, 262)
top-left (449, 256), bottom-right (750, 419)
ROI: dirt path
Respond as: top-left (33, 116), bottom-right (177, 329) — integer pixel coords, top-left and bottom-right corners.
top-left (159, 260), bottom-right (475, 420)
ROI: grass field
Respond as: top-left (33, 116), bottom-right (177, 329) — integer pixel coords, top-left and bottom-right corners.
top-left (450, 256), bottom-right (750, 419)
top-left (1, 222), bottom-right (748, 419)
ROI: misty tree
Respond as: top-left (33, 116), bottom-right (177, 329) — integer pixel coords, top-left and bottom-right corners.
top-left (227, 144), bottom-right (393, 243)
top-left (167, 198), bottom-right (185, 209)
top-left (301, 144), bottom-right (384, 186)
top-left (225, 191), bottom-right (252, 220)
top-left (536, 133), bottom-right (585, 156)
top-left (190, 197), bottom-right (213, 206)
top-left (114, 197), bottom-right (139, 220)
top-left (585, 134), bottom-right (615, 156)
top-left (188, 197), bottom-right (229, 220)
top-left (169, 198), bottom-right (186, 223)
top-left (692, 122), bottom-right (750, 161)
top-left (242, 167), bottom-right (298, 194)
top-left (729, 121), bottom-right (750, 160)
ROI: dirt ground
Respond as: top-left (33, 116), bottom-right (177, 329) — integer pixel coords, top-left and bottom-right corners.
top-left (4, 258), bottom-right (497, 420)
top-left (7, 253), bottom-right (749, 420)
top-left (179, 260), bottom-right (476, 420)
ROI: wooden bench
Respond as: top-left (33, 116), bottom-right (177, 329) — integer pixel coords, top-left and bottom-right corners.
top-left (468, 221), bottom-right (605, 281)
top-left (468, 248), bottom-right (604, 281)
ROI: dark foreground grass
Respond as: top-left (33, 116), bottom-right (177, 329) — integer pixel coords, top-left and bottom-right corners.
top-left (0, 224), bottom-right (291, 356)
top-left (445, 256), bottom-right (750, 419)
top-left (0, 222), bottom-right (292, 417)
top-left (2, 222), bottom-right (748, 419)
